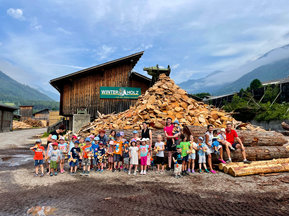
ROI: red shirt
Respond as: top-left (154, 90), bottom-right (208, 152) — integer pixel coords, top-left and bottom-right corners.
top-left (82, 145), bottom-right (92, 158)
top-left (164, 124), bottom-right (174, 140)
top-left (226, 129), bottom-right (238, 145)
top-left (33, 145), bottom-right (45, 160)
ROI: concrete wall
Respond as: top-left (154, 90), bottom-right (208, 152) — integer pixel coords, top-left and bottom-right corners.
top-left (250, 119), bottom-right (289, 131)
top-left (72, 114), bottom-right (90, 133)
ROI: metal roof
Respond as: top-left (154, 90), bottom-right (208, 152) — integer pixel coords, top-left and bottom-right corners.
top-left (262, 76), bottom-right (289, 86)
top-left (50, 51), bottom-right (144, 91)
top-left (130, 71), bottom-right (151, 82)
top-left (0, 104), bottom-right (18, 111)
top-left (33, 108), bottom-right (50, 115)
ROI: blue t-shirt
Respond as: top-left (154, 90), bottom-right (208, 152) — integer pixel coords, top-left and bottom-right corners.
top-left (198, 143), bottom-right (206, 156)
top-left (69, 141), bottom-right (74, 153)
top-left (211, 140), bottom-right (220, 148)
top-left (92, 143), bottom-right (99, 157)
top-left (139, 144), bottom-right (149, 157)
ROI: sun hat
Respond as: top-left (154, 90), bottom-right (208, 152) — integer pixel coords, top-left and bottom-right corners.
top-left (131, 138), bottom-right (136, 142)
top-left (72, 135), bottom-right (78, 140)
top-left (85, 137), bottom-right (91, 142)
top-left (198, 137), bottom-right (204, 141)
top-left (89, 135), bottom-right (95, 139)
top-left (173, 120), bottom-right (179, 124)
top-left (35, 139), bottom-right (42, 143)
top-left (94, 137), bottom-right (100, 141)
top-left (141, 138), bottom-right (146, 142)
top-left (119, 131), bottom-right (124, 136)
top-left (59, 136), bottom-right (65, 140)
top-left (133, 130), bottom-right (138, 134)
top-left (51, 135), bottom-right (57, 140)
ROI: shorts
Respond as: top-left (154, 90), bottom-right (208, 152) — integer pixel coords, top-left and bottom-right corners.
top-left (50, 161), bottom-right (58, 169)
top-left (114, 154), bottom-right (121, 162)
top-left (174, 163), bottom-right (182, 175)
top-left (232, 143), bottom-right (239, 149)
top-left (123, 157), bottom-right (130, 165)
top-left (166, 139), bottom-right (176, 151)
top-left (93, 158), bottom-right (98, 165)
top-left (60, 153), bottom-right (66, 160)
top-left (71, 159), bottom-right (79, 167)
top-left (155, 156), bottom-right (164, 165)
top-left (83, 158), bottom-right (91, 166)
top-left (188, 153), bottom-right (196, 160)
top-left (140, 156), bottom-right (147, 166)
top-left (34, 160), bottom-right (43, 166)
top-left (108, 155), bottom-right (114, 163)
top-left (182, 155), bottom-right (188, 162)
top-left (206, 144), bottom-right (222, 155)
top-left (198, 155), bottom-right (206, 164)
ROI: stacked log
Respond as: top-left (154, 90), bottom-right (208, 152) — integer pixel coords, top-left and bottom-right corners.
top-left (219, 158), bottom-right (289, 177)
top-left (13, 120), bottom-right (32, 129)
top-left (23, 119), bottom-right (44, 127)
top-left (78, 73), bottom-right (262, 135)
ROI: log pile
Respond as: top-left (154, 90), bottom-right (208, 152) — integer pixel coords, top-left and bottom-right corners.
top-left (79, 73), bottom-right (261, 135)
top-left (13, 120), bottom-right (32, 129)
top-left (281, 122), bottom-right (289, 131)
top-left (23, 119), bottom-right (44, 127)
top-left (219, 158), bottom-right (289, 177)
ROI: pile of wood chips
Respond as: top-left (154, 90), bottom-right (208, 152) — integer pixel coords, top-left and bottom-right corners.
top-left (79, 73), bottom-right (261, 135)
top-left (13, 120), bottom-right (32, 129)
top-left (23, 119), bottom-right (44, 127)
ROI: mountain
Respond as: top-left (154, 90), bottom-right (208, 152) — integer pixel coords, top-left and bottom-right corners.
top-left (36, 86), bottom-right (60, 102)
top-left (0, 70), bottom-right (54, 102)
top-left (215, 58), bottom-right (289, 95)
top-left (179, 43), bottom-right (289, 95)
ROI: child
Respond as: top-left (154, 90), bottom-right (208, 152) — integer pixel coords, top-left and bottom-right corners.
top-left (172, 145), bottom-right (183, 178)
top-left (46, 135), bottom-right (57, 174)
top-left (81, 137), bottom-right (93, 176)
top-left (128, 139), bottom-right (139, 175)
top-left (58, 137), bottom-right (68, 174)
top-left (212, 130), bottom-right (221, 154)
top-left (69, 141), bottom-right (81, 175)
top-left (107, 140), bottom-right (114, 171)
top-left (139, 138), bottom-right (150, 175)
top-left (145, 138), bottom-right (152, 170)
top-left (172, 120), bottom-right (181, 146)
top-left (197, 137), bottom-right (209, 173)
top-left (154, 134), bottom-right (165, 173)
top-left (30, 139), bottom-right (46, 177)
top-left (97, 142), bottom-right (106, 172)
top-left (78, 137), bottom-right (85, 169)
top-left (109, 130), bottom-right (116, 141)
top-left (122, 141), bottom-right (130, 172)
top-left (48, 143), bottom-right (60, 176)
top-left (179, 134), bottom-right (190, 176)
top-left (92, 137), bottom-right (100, 171)
top-left (188, 135), bottom-right (197, 173)
top-left (219, 128), bottom-right (235, 151)
top-left (113, 133), bottom-right (123, 172)
top-left (131, 130), bottom-right (139, 142)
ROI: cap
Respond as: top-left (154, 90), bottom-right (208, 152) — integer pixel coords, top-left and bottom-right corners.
top-left (72, 135), bottom-right (78, 140)
top-left (51, 135), bottom-right (57, 140)
top-left (94, 137), bottom-right (100, 141)
top-left (74, 140), bottom-right (80, 144)
top-left (99, 141), bottom-right (104, 145)
top-left (141, 138), bottom-right (146, 142)
top-left (173, 120), bottom-right (179, 124)
top-left (131, 138), bottom-right (136, 142)
top-left (133, 130), bottom-right (138, 134)
top-left (136, 138), bottom-right (141, 141)
top-left (198, 137), bottom-right (204, 141)
top-left (116, 133), bottom-right (121, 137)
top-left (119, 131), bottom-right (124, 136)
top-left (99, 129), bottom-right (106, 134)
top-left (89, 135), bottom-right (95, 139)
top-left (221, 128), bottom-right (226, 132)
top-left (52, 142), bottom-right (58, 146)
top-left (59, 136), bottom-right (65, 140)
top-left (85, 137), bottom-right (91, 142)
top-left (176, 145), bottom-right (181, 149)
top-left (35, 139), bottom-right (42, 143)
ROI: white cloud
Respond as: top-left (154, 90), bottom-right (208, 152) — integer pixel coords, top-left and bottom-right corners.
top-left (172, 64), bottom-right (180, 70)
top-left (30, 17), bottom-right (42, 30)
top-left (57, 27), bottom-right (72, 35)
top-left (95, 45), bottom-right (116, 60)
top-left (7, 8), bottom-right (25, 20)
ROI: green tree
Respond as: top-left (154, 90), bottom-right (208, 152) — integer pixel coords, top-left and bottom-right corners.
top-left (249, 79), bottom-right (262, 90)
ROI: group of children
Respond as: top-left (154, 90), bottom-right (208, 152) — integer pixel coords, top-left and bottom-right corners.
top-left (30, 127), bottom-right (231, 178)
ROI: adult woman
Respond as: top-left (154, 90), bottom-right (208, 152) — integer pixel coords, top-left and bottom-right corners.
top-left (205, 125), bottom-right (225, 174)
top-left (164, 117), bottom-right (175, 170)
top-left (141, 122), bottom-right (153, 168)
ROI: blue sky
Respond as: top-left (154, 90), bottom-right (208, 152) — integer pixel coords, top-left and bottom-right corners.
top-left (1, 0), bottom-right (289, 95)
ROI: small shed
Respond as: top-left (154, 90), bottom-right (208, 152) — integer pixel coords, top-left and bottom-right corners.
top-left (19, 105), bottom-right (33, 121)
top-left (33, 109), bottom-right (50, 121)
top-left (50, 51), bottom-right (151, 123)
top-left (0, 104), bottom-right (17, 132)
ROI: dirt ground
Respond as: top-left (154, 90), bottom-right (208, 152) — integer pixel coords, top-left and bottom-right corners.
top-left (0, 130), bottom-right (289, 216)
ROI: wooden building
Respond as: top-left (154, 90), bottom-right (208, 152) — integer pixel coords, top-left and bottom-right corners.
top-left (33, 109), bottom-right (50, 121)
top-left (19, 106), bottom-right (33, 121)
top-left (50, 51), bottom-right (151, 125)
top-left (0, 104), bottom-right (17, 132)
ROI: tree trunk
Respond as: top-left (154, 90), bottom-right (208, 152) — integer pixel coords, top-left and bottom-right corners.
top-left (183, 125), bottom-right (288, 146)
top-left (224, 158), bottom-right (289, 177)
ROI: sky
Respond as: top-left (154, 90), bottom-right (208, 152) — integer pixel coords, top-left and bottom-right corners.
top-left (1, 0), bottom-right (289, 96)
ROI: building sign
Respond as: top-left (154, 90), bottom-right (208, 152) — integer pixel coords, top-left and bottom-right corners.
top-left (100, 87), bottom-right (141, 99)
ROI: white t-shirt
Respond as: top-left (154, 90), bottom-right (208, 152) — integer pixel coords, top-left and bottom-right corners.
top-left (155, 142), bottom-right (165, 157)
top-left (205, 131), bottom-right (213, 146)
top-left (190, 142), bottom-right (197, 154)
top-left (218, 133), bottom-right (226, 141)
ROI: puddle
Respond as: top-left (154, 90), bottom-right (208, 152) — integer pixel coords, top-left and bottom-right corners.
top-left (0, 154), bottom-right (33, 167)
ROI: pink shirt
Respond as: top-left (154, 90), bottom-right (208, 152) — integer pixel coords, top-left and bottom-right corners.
top-left (164, 124), bottom-right (174, 140)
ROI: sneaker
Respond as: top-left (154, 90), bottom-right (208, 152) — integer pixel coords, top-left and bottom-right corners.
top-left (34, 173), bottom-right (38, 177)
top-left (60, 170), bottom-right (64, 174)
top-left (86, 171), bottom-right (90, 176)
top-left (54, 172), bottom-right (58, 176)
top-left (178, 174), bottom-right (183, 178)
top-left (230, 146), bottom-right (235, 151)
top-left (100, 169), bottom-right (103, 173)
top-left (118, 168), bottom-right (121, 172)
top-left (218, 159), bottom-right (226, 164)
top-left (204, 169), bottom-right (210, 173)
top-left (144, 170), bottom-right (146, 175)
top-left (243, 159), bottom-right (252, 164)
top-left (199, 169), bottom-right (202, 173)
top-left (140, 170), bottom-right (144, 175)
top-left (210, 170), bottom-right (216, 174)
top-left (112, 169), bottom-right (115, 172)
top-left (128, 171), bottom-right (131, 175)
top-left (81, 171), bottom-right (85, 176)
top-left (133, 172), bottom-right (137, 176)
top-left (40, 173), bottom-right (44, 177)
top-left (226, 159), bottom-right (232, 163)
top-left (187, 168), bottom-right (191, 173)
top-left (50, 173), bottom-right (53, 177)
top-left (191, 170), bottom-right (195, 173)
top-left (184, 171), bottom-right (189, 176)
top-left (174, 175), bottom-right (179, 179)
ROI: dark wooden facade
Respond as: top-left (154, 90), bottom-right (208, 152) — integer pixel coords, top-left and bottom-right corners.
top-left (33, 109), bottom-right (50, 121)
top-left (50, 51), bottom-right (151, 118)
top-left (0, 104), bottom-right (17, 132)
top-left (19, 106), bottom-right (33, 121)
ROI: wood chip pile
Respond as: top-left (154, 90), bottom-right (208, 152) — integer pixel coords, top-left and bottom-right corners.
top-left (13, 120), bottom-right (32, 129)
top-left (80, 73), bottom-right (260, 135)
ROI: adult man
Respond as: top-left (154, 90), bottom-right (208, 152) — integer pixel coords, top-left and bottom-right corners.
top-left (97, 130), bottom-right (108, 145)
top-left (47, 125), bottom-right (65, 147)
top-left (225, 122), bottom-right (251, 164)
